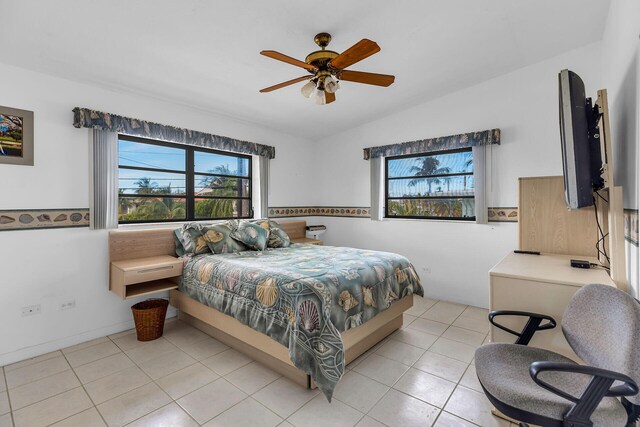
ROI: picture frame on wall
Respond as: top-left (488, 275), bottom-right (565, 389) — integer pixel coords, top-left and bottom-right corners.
top-left (0, 105), bottom-right (34, 166)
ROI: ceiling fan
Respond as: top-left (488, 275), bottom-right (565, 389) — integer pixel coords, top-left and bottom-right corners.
top-left (259, 32), bottom-right (395, 105)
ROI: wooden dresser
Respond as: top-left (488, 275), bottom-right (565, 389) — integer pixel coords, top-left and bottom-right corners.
top-left (489, 252), bottom-right (615, 360)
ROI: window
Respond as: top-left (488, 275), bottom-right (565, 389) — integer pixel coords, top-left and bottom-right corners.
top-left (385, 148), bottom-right (475, 220)
top-left (118, 136), bottom-right (252, 223)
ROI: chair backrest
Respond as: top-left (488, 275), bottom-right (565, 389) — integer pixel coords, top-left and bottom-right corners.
top-left (562, 284), bottom-right (640, 404)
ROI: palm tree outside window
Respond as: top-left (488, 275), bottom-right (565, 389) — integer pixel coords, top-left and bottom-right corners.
top-left (385, 148), bottom-right (475, 220)
top-left (117, 135), bottom-right (252, 223)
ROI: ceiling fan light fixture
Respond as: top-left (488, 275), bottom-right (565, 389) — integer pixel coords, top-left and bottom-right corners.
top-left (324, 75), bottom-right (339, 94)
top-left (300, 80), bottom-right (316, 98)
top-left (259, 33), bottom-right (394, 104)
top-left (314, 89), bottom-right (326, 105)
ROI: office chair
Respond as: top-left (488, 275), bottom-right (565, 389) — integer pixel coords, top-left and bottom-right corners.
top-left (475, 284), bottom-right (640, 426)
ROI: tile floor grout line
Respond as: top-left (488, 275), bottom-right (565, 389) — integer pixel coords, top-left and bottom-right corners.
top-left (60, 337), bottom-right (111, 355)
top-left (367, 304), bottom-right (486, 427)
top-left (4, 300), bottom-right (493, 427)
top-left (247, 392), bottom-right (290, 425)
top-left (63, 348), bottom-right (126, 374)
top-left (283, 391), bottom-right (367, 427)
top-left (7, 375), bottom-right (87, 415)
top-left (82, 336), bottom-right (165, 425)
top-left (202, 393), bottom-right (281, 427)
top-left (122, 401), bottom-right (200, 427)
top-left (3, 359), bottom-right (73, 392)
top-left (2, 351), bottom-right (63, 374)
top-left (58, 348), bottom-right (111, 427)
top-left (365, 343), bottom-right (447, 425)
top-left (2, 367), bottom-right (16, 427)
top-left (432, 355), bottom-right (481, 426)
top-left (171, 375), bottom-right (248, 420)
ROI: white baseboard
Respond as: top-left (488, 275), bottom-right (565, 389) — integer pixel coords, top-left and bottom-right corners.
top-left (0, 307), bottom-right (178, 367)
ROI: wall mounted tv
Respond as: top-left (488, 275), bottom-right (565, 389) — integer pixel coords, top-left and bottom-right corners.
top-left (558, 69), bottom-right (604, 209)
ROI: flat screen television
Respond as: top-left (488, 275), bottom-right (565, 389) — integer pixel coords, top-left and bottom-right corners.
top-left (558, 69), bottom-right (604, 209)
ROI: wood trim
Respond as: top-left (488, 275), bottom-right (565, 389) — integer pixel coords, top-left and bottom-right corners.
top-left (596, 89), bottom-right (627, 290)
top-left (276, 220), bottom-right (306, 239)
top-left (290, 238), bottom-right (322, 245)
top-left (596, 89), bottom-right (614, 188)
top-left (170, 289), bottom-right (412, 388)
top-left (518, 176), bottom-right (597, 257)
top-left (109, 228), bottom-right (176, 262)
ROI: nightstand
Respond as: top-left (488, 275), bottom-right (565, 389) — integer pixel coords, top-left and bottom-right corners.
top-left (290, 238), bottom-right (323, 245)
top-left (110, 255), bottom-right (182, 299)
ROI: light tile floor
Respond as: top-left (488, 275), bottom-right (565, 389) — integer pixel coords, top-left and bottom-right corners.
top-left (0, 297), bottom-right (519, 427)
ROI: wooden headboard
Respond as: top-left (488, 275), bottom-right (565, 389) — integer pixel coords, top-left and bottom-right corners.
top-left (109, 220), bottom-right (307, 262)
top-left (276, 220), bottom-right (306, 240)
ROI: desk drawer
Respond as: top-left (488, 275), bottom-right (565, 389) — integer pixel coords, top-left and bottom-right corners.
top-left (123, 259), bottom-right (183, 285)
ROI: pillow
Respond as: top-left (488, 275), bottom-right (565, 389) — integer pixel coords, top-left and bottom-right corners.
top-left (231, 220), bottom-right (270, 251)
top-left (201, 221), bottom-right (247, 254)
top-left (174, 223), bottom-right (210, 256)
top-left (250, 219), bottom-right (291, 248)
top-left (265, 220), bottom-right (291, 248)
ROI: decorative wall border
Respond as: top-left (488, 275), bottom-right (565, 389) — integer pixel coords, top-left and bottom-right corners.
top-left (268, 207), bottom-right (371, 218)
top-left (488, 207), bottom-right (518, 223)
top-left (0, 209), bottom-right (90, 231)
top-left (1, 206), bottom-right (524, 228)
top-left (625, 208), bottom-right (639, 246)
top-left (268, 206), bottom-right (519, 221)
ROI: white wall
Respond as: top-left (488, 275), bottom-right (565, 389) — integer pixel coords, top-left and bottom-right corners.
top-left (0, 63), bottom-right (314, 366)
top-left (601, 0), bottom-right (640, 298)
top-left (311, 42), bottom-right (604, 306)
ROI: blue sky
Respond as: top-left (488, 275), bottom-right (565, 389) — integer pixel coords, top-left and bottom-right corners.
top-left (118, 139), bottom-right (249, 194)
top-left (388, 151), bottom-right (474, 197)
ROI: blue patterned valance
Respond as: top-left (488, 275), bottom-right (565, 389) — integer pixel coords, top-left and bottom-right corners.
top-left (363, 128), bottom-right (500, 160)
top-left (73, 108), bottom-right (276, 159)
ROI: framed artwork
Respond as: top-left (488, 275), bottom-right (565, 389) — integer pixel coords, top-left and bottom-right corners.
top-left (0, 105), bottom-right (33, 166)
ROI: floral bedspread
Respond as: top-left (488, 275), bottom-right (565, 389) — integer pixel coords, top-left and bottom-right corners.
top-left (179, 243), bottom-right (423, 400)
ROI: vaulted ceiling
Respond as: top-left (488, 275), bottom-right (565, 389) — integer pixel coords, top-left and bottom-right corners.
top-left (0, 0), bottom-right (610, 139)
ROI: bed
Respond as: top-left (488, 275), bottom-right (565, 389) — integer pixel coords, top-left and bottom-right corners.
top-left (109, 220), bottom-right (423, 400)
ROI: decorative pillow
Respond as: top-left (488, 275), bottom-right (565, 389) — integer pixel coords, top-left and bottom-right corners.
top-left (231, 220), bottom-right (270, 251)
top-left (265, 220), bottom-right (291, 248)
top-left (174, 223), bottom-right (210, 256)
top-left (201, 221), bottom-right (247, 254)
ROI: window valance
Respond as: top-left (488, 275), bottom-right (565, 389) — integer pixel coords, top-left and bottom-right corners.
top-left (363, 128), bottom-right (500, 160)
top-left (73, 107), bottom-right (276, 159)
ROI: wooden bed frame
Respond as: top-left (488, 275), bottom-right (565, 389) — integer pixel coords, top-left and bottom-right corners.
top-left (109, 220), bottom-right (413, 389)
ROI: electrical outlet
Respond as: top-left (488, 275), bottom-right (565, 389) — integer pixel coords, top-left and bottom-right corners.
top-left (59, 300), bottom-right (76, 311)
top-left (21, 304), bottom-right (41, 317)
top-left (422, 267), bottom-right (431, 274)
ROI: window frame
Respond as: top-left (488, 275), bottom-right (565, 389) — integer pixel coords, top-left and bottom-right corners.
top-left (118, 135), bottom-right (253, 224)
top-left (384, 147), bottom-right (476, 221)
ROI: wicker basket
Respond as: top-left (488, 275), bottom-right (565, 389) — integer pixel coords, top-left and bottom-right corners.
top-left (131, 298), bottom-right (169, 341)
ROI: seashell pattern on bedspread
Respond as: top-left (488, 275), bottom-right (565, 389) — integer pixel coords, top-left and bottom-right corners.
top-left (179, 243), bottom-right (423, 401)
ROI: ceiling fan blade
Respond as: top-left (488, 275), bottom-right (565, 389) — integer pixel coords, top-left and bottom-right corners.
top-left (325, 91), bottom-right (336, 104)
top-left (329, 39), bottom-right (380, 70)
top-left (260, 50), bottom-right (317, 70)
top-left (338, 70), bottom-right (395, 87)
top-left (259, 76), bottom-right (312, 93)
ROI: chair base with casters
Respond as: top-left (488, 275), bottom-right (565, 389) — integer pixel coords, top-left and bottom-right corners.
top-left (475, 285), bottom-right (640, 427)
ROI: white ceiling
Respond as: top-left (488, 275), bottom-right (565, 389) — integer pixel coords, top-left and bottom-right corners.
top-left (1, 0), bottom-right (610, 140)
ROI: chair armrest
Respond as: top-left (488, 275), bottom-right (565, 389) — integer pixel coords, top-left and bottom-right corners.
top-left (529, 361), bottom-right (638, 424)
top-left (530, 362), bottom-right (638, 401)
top-left (488, 310), bottom-right (556, 345)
